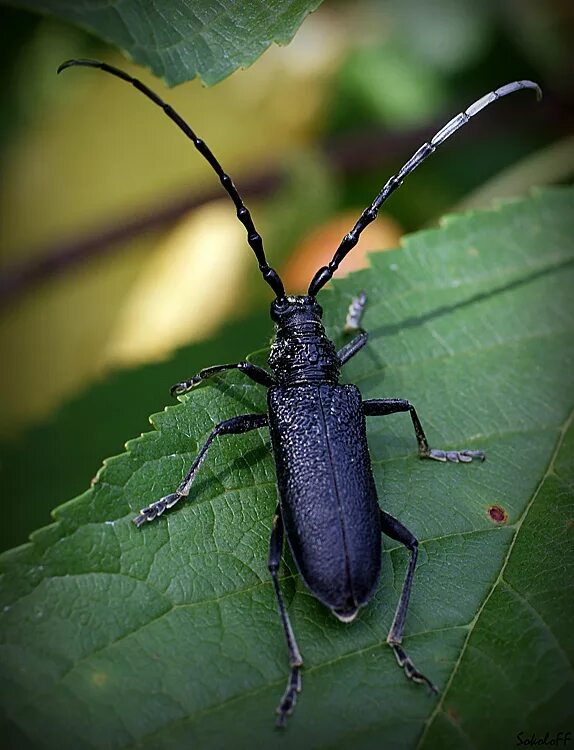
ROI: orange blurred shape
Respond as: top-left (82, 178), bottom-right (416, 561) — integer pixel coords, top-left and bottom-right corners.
top-left (281, 210), bottom-right (403, 292)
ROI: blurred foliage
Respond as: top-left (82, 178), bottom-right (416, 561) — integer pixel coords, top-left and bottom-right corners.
top-left (4, 0), bottom-right (325, 85)
top-left (0, 7), bottom-right (107, 156)
top-left (324, 1), bottom-right (571, 230)
top-left (0, 9), bottom-right (333, 432)
top-left (0, 0), bottom-right (572, 542)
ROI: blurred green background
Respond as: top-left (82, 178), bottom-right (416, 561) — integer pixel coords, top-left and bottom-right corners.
top-left (0, 0), bottom-right (573, 551)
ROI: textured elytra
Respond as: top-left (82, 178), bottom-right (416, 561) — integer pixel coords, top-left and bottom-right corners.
top-left (269, 384), bottom-right (381, 611)
top-left (0, 188), bottom-right (573, 748)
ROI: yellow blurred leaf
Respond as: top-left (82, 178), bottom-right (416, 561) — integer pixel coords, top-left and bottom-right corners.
top-left (104, 202), bottom-right (250, 366)
top-left (0, 11), bottom-right (346, 432)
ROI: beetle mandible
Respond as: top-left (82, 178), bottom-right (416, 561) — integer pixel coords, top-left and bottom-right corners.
top-left (58, 59), bottom-right (541, 727)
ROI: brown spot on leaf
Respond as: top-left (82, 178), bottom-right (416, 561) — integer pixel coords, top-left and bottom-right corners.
top-left (487, 505), bottom-right (508, 524)
top-left (91, 671), bottom-right (107, 687)
top-left (446, 706), bottom-right (460, 725)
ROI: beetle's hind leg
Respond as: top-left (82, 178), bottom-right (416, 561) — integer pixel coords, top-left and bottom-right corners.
top-left (133, 413), bottom-right (268, 526)
top-left (380, 510), bottom-right (438, 694)
top-left (171, 361), bottom-right (274, 397)
top-left (268, 505), bottom-right (304, 728)
top-left (364, 398), bottom-right (485, 462)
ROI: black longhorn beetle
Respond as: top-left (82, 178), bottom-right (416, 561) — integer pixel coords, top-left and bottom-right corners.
top-left (58, 59), bottom-right (541, 727)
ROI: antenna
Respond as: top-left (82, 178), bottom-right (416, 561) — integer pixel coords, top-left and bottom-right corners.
top-left (58, 59), bottom-right (285, 299)
top-left (308, 80), bottom-right (542, 297)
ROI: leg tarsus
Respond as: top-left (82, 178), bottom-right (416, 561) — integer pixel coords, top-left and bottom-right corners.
top-left (426, 448), bottom-right (485, 463)
top-left (133, 492), bottom-right (180, 527)
top-left (275, 665), bottom-right (302, 729)
top-left (344, 291), bottom-right (367, 333)
top-left (389, 643), bottom-right (438, 694)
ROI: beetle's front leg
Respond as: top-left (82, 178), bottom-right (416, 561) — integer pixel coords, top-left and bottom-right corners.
top-left (338, 292), bottom-right (368, 365)
top-left (268, 505), bottom-right (303, 728)
top-left (171, 362), bottom-right (274, 397)
top-left (363, 398), bottom-right (485, 462)
top-left (133, 413), bottom-right (268, 526)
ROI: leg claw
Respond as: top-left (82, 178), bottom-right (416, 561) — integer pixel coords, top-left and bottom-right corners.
top-left (390, 644), bottom-right (438, 695)
top-left (170, 377), bottom-right (201, 397)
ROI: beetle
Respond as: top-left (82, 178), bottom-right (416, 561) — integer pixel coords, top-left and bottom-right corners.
top-left (59, 59), bottom-right (541, 726)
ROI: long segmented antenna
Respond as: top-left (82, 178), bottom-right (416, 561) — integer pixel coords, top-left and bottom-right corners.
top-left (58, 58), bottom-right (285, 299)
top-left (308, 80), bottom-right (542, 297)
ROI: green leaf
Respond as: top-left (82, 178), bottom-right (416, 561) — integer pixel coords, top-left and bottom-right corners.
top-left (7, 0), bottom-right (324, 85)
top-left (1, 187), bottom-right (573, 748)
top-left (0, 309), bottom-right (271, 553)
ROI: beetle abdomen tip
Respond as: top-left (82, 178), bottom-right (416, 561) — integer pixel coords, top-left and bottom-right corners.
top-left (333, 606), bottom-right (359, 623)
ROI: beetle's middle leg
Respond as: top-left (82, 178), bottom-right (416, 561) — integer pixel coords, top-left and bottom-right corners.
top-left (171, 362), bottom-right (274, 397)
top-left (363, 398), bottom-right (485, 462)
top-left (133, 413), bottom-right (268, 526)
top-left (380, 509), bottom-right (438, 694)
top-left (268, 505), bottom-right (303, 728)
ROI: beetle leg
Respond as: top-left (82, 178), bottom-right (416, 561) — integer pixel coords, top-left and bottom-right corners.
top-left (344, 291), bottom-right (367, 333)
top-left (380, 510), bottom-right (438, 694)
top-left (363, 398), bottom-right (485, 462)
top-left (268, 506), bottom-right (304, 728)
top-left (338, 331), bottom-right (368, 365)
top-left (338, 292), bottom-right (369, 365)
top-left (171, 362), bottom-right (274, 397)
top-left (133, 413), bottom-right (268, 526)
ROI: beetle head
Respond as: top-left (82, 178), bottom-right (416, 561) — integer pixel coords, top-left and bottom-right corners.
top-left (270, 295), bottom-right (323, 326)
